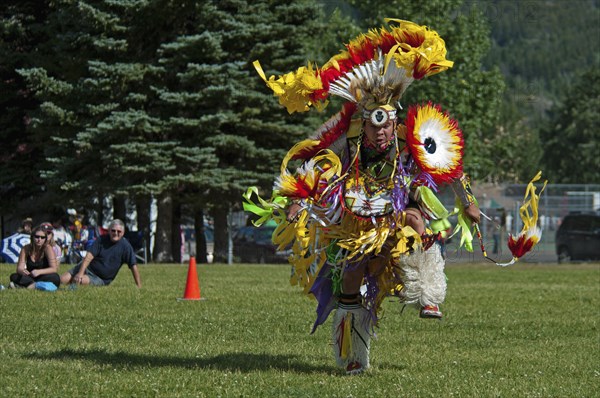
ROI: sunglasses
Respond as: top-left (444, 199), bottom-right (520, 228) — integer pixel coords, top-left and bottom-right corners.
top-left (33, 235), bottom-right (47, 240)
top-left (110, 229), bottom-right (124, 234)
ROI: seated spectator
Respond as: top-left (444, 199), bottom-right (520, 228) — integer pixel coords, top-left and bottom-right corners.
top-left (41, 222), bottom-right (63, 262)
top-left (51, 219), bottom-right (71, 258)
top-left (9, 226), bottom-right (60, 289)
top-left (60, 219), bottom-right (141, 288)
top-left (18, 217), bottom-right (33, 234)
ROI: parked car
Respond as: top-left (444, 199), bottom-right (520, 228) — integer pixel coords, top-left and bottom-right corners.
top-left (182, 225), bottom-right (214, 263)
top-left (555, 212), bottom-right (600, 263)
top-left (233, 224), bottom-right (291, 263)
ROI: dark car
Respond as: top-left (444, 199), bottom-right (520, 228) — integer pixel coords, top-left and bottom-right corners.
top-left (182, 225), bottom-right (214, 263)
top-left (233, 225), bottom-right (291, 263)
top-left (555, 212), bottom-right (600, 263)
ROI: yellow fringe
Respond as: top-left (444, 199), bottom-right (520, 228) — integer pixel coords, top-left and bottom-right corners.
top-left (518, 171), bottom-right (548, 233)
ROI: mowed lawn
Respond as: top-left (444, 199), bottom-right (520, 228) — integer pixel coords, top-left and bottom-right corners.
top-left (1, 261), bottom-right (598, 397)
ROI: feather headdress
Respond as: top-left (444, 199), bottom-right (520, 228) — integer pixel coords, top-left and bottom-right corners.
top-left (254, 19), bottom-right (453, 114)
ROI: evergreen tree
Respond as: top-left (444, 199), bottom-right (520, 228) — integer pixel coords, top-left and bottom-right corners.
top-left (16, 0), bottom-right (181, 259)
top-left (150, 0), bottom-right (325, 261)
top-left (0, 1), bottom-right (52, 218)
top-left (16, 0), bottom-right (149, 213)
top-left (16, 0), bottom-right (326, 261)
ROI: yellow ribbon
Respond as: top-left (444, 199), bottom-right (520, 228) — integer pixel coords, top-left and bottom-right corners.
top-left (340, 313), bottom-right (353, 360)
top-left (518, 171), bottom-right (547, 233)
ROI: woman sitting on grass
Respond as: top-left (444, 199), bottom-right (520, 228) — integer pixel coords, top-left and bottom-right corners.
top-left (9, 226), bottom-right (60, 289)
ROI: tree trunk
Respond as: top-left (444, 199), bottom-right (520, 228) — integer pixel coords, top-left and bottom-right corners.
top-left (135, 194), bottom-right (151, 262)
top-left (211, 206), bottom-right (228, 263)
top-left (171, 198), bottom-right (182, 264)
top-left (113, 196), bottom-right (127, 223)
top-left (194, 208), bottom-right (208, 264)
top-left (153, 192), bottom-right (173, 263)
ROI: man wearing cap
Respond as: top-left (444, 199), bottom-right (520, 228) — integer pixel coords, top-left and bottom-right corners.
top-left (18, 217), bottom-right (33, 234)
top-left (60, 219), bottom-right (141, 288)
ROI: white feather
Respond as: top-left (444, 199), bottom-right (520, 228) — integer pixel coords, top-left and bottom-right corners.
top-left (398, 244), bottom-right (446, 306)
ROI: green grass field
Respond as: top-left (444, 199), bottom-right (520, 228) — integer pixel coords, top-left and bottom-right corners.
top-left (1, 261), bottom-right (598, 397)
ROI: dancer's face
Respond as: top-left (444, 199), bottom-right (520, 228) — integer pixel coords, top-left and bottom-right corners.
top-left (363, 120), bottom-right (395, 152)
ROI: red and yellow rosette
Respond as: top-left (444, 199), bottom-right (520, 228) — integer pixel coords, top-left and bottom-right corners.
top-left (405, 102), bottom-right (464, 185)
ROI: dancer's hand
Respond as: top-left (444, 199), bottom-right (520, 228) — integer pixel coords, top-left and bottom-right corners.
top-left (465, 203), bottom-right (481, 224)
top-left (286, 203), bottom-right (303, 223)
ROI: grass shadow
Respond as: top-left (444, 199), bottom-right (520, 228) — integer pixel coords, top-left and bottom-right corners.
top-left (25, 349), bottom-right (333, 374)
top-left (376, 361), bottom-right (408, 372)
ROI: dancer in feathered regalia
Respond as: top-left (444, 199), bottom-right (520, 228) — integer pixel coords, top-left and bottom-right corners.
top-left (246, 19), bottom-right (482, 375)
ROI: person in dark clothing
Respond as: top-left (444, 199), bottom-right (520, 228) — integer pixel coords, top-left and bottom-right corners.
top-left (9, 226), bottom-right (60, 289)
top-left (60, 219), bottom-right (141, 288)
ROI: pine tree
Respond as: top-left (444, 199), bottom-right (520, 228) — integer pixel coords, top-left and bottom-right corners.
top-left (16, 1), bottom-right (180, 259)
top-left (0, 1), bottom-right (52, 218)
top-left (149, 0), bottom-right (325, 261)
top-left (16, 0), bottom-right (326, 261)
top-left (16, 1), bottom-right (150, 213)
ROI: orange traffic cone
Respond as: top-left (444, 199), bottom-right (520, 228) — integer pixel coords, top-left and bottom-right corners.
top-left (178, 256), bottom-right (205, 301)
